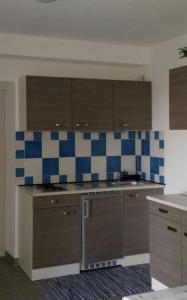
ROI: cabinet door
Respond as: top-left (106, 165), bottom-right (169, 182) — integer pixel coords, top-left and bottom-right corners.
top-left (33, 205), bottom-right (81, 269)
top-left (182, 225), bottom-right (187, 284)
top-left (26, 76), bottom-right (72, 130)
top-left (150, 214), bottom-right (182, 287)
top-left (113, 81), bottom-right (151, 130)
top-left (72, 78), bottom-right (113, 130)
top-left (84, 193), bottom-right (123, 264)
top-left (170, 66), bottom-right (187, 129)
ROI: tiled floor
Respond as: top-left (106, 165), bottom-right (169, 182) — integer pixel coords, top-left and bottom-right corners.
top-left (0, 257), bottom-right (123, 300)
top-left (0, 257), bottom-right (46, 300)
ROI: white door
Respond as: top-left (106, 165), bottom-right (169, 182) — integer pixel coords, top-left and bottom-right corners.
top-left (0, 89), bottom-right (6, 257)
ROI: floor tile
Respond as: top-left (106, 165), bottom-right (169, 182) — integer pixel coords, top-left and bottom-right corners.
top-left (4, 266), bottom-right (26, 279)
top-left (12, 276), bottom-right (37, 290)
top-left (0, 277), bottom-right (15, 294)
top-left (19, 287), bottom-right (46, 300)
top-left (0, 290), bottom-right (22, 300)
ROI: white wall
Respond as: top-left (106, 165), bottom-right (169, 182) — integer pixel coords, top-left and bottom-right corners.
top-left (0, 56), bottom-right (147, 257)
top-left (149, 34), bottom-right (187, 193)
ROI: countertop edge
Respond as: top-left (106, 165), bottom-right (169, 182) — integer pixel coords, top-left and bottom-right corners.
top-left (147, 195), bottom-right (187, 211)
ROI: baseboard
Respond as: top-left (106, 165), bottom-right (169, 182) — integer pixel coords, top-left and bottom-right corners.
top-left (123, 253), bottom-right (150, 266)
top-left (151, 277), bottom-right (168, 291)
top-left (31, 263), bottom-right (80, 281)
top-left (5, 251), bottom-right (18, 266)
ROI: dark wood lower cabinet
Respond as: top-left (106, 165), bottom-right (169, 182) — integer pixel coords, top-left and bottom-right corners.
top-left (33, 201), bottom-right (81, 269)
top-left (150, 213), bottom-right (182, 287)
top-left (124, 188), bottom-right (163, 256)
top-left (182, 225), bottom-right (187, 284)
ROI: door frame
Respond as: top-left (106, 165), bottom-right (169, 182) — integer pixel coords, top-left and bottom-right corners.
top-left (0, 82), bottom-right (15, 257)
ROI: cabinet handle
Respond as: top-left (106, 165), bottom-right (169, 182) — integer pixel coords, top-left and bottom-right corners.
top-left (55, 123), bottom-right (61, 127)
top-left (120, 123), bottom-right (128, 127)
top-left (83, 123), bottom-right (89, 127)
top-left (50, 199), bottom-right (59, 204)
top-left (159, 208), bottom-right (168, 214)
top-left (63, 211), bottom-right (77, 216)
top-left (184, 233), bottom-right (187, 237)
top-left (167, 226), bottom-right (178, 233)
top-left (129, 193), bottom-right (140, 198)
top-left (55, 123), bottom-right (69, 128)
top-left (75, 123), bottom-right (80, 127)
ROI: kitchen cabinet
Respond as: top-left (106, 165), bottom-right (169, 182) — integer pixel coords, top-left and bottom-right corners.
top-left (149, 202), bottom-right (182, 287)
top-left (123, 188), bottom-right (163, 256)
top-left (33, 194), bottom-right (81, 269)
top-left (72, 78), bottom-right (113, 130)
top-left (19, 76), bottom-right (72, 130)
top-left (170, 66), bottom-right (187, 129)
top-left (182, 225), bottom-right (187, 284)
top-left (83, 191), bottom-right (123, 265)
top-left (113, 80), bottom-right (152, 130)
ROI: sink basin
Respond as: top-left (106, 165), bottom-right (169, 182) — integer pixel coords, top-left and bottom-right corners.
top-left (109, 181), bottom-right (144, 186)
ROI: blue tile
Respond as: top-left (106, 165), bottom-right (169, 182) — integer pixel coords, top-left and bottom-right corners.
top-left (121, 140), bottom-right (135, 155)
top-left (91, 173), bottom-right (99, 181)
top-left (16, 168), bottom-right (24, 177)
top-left (16, 132), bottom-right (24, 141)
top-left (33, 131), bottom-right (42, 141)
top-left (128, 131), bottom-right (136, 139)
top-left (91, 140), bottom-right (106, 156)
top-left (159, 176), bottom-right (165, 184)
top-left (107, 156), bottom-right (121, 173)
top-left (138, 131), bottom-right (142, 139)
top-left (159, 140), bottom-right (164, 149)
top-left (76, 157), bottom-right (91, 174)
top-left (114, 132), bottom-right (121, 139)
top-left (141, 140), bottom-right (150, 156)
top-left (59, 140), bottom-right (75, 157)
top-left (99, 132), bottom-right (106, 140)
top-left (51, 131), bottom-right (59, 140)
top-left (150, 157), bottom-right (160, 175)
top-left (76, 174), bottom-right (83, 182)
top-left (107, 173), bottom-right (114, 181)
top-left (67, 131), bottom-right (75, 140)
top-left (16, 150), bottom-right (24, 159)
top-left (150, 174), bottom-right (155, 182)
top-left (42, 176), bottom-right (51, 184)
top-left (43, 158), bottom-right (59, 176)
top-left (83, 132), bottom-right (91, 140)
top-left (25, 141), bottom-right (42, 158)
top-left (136, 156), bottom-right (141, 172)
top-left (59, 175), bottom-right (67, 183)
top-left (142, 172), bottom-right (146, 180)
top-left (25, 176), bottom-right (33, 185)
top-left (160, 158), bottom-right (164, 167)
top-left (145, 131), bottom-right (150, 139)
top-left (154, 131), bottom-right (160, 140)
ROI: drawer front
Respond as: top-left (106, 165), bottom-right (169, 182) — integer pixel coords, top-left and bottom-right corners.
top-left (182, 225), bottom-right (187, 284)
top-left (150, 214), bottom-right (182, 287)
top-left (33, 194), bottom-right (81, 209)
top-left (149, 201), bottom-right (182, 223)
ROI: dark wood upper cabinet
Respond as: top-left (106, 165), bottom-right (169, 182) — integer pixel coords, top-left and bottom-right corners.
top-left (72, 78), bottom-right (113, 130)
top-left (113, 80), bottom-right (152, 130)
top-left (20, 76), bottom-right (72, 130)
top-left (170, 66), bottom-right (187, 129)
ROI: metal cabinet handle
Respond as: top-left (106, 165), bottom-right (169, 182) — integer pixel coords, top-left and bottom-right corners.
top-left (159, 208), bottom-right (168, 214)
top-left (55, 123), bottom-right (69, 128)
top-left (55, 123), bottom-right (61, 127)
top-left (84, 200), bottom-right (89, 218)
top-left (184, 232), bottom-right (187, 237)
top-left (167, 226), bottom-right (178, 233)
top-left (63, 210), bottom-right (77, 216)
top-left (50, 199), bottom-right (60, 204)
top-left (120, 123), bottom-right (128, 127)
top-left (83, 123), bottom-right (89, 127)
top-left (75, 123), bottom-right (80, 127)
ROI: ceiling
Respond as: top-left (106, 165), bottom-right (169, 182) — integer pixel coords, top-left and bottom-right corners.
top-left (0, 0), bottom-right (187, 46)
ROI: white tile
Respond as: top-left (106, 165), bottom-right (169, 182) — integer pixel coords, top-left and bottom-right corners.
top-left (42, 131), bottom-right (51, 140)
top-left (141, 156), bottom-right (150, 174)
top-left (106, 132), bottom-right (114, 140)
top-left (150, 140), bottom-right (161, 157)
top-left (121, 131), bottom-right (128, 139)
top-left (91, 157), bottom-right (106, 174)
top-left (159, 131), bottom-right (164, 140)
top-left (16, 178), bottom-right (24, 185)
top-left (75, 139), bottom-right (91, 157)
top-left (67, 174), bottom-right (75, 183)
top-left (51, 175), bottom-right (59, 183)
top-left (91, 132), bottom-right (99, 140)
top-left (98, 172), bottom-right (106, 180)
top-left (59, 157), bottom-right (75, 176)
top-left (135, 140), bottom-right (141, 155)
top-left (15, 141), bottom-right (24, 150)
top-left (59, 131), bottom-right (67, 140)
top-left (33, 176), bottom-right (42, 184)
top-left (24, 159), bottom-right (42, 177)
top-left (145, 173), bottom-right (151, 181)
top-left (159, 166), bottom-right (164, 176)
top-left (25, 132), bottom-right (33, 140)
top-left (154, 174), bottom-right (160, 183)
top-left (106, 139), bottom-right (121, 156)
top-left (15, 159), bottom-right (24, 168)
top-left (121, 156), bottom-right (136, 174)
top-left (83, 174), bottom-right (92, 181)
top-left (42, 140), bottom-right (59, 158)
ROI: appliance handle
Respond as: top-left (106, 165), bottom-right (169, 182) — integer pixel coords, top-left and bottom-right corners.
top-left (84, 199), bottom-right (89, 219)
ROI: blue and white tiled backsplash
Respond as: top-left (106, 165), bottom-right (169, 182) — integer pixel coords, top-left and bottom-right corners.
top-left (15, 131), bottom-right (165, 185)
